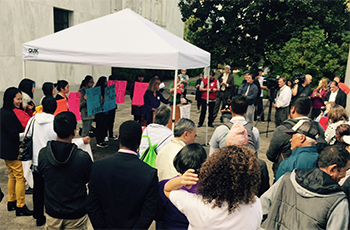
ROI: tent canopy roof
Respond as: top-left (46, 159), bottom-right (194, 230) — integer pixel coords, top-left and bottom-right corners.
top-left (22, 8), bottom-right (210, 70)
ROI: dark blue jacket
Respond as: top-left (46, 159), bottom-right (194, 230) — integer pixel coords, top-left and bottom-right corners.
top-left (238, 82), bottom-right (258, 105)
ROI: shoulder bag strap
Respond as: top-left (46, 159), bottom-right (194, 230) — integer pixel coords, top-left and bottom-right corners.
top-left (31, 118), bottom-right (35, 136)
top-left (155, 134), bottom-right (172, 151)
top-left (24, 117), bottom-right (35, 139)
top-left (140, 135), bottom-right (152, 161)
top-left (224, 121), bottom-right (233, 130)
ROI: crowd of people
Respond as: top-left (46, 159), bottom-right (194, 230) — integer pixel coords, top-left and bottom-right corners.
top-left (1, 68), bottom-right (350, 230)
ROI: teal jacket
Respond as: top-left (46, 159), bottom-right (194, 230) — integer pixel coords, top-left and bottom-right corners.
top-left (275, 145), bottom-right (318, 182)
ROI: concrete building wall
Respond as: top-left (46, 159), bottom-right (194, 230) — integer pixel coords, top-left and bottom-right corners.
top-left (0, 0), bottom-right (111, 94)
top-left (0, 0), bottom-right (183, 104)
top-left (112, 0), bottom-right (183, 38)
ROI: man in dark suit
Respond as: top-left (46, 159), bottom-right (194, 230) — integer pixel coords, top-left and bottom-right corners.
top-left (213, 65), bottom-right (235, 121)
top-left (238, 73), bottom-right (259, 123)
top-left (87, 120), bottom-right (158, 229)
top-left (324, 81), bottom-right (347, 108)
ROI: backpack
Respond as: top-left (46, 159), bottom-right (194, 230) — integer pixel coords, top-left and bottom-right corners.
top-left (282, 119), bottom-right (327, 153)
top-left (224, 121), bottom-right (257, 155)
top-left (140, 134), bottom-right (172, 168)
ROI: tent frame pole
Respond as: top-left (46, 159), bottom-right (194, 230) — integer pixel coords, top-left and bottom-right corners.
top-left (22, 60), bottom-right (26, 79)
top-left (171, 69), bottom-right (178, 131)
top-left (204, 67), bottom-right (210, 145)
top-left (345, 46), bottom-right (350, 115)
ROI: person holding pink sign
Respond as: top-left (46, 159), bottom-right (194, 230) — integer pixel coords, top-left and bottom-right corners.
top-left (130, 73), bottom-right (145, 124)
top-left (144, 77), bottom-right (173, 125)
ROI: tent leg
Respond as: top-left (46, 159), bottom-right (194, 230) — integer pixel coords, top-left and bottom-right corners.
top-left (22, 60), bottom-right (26, 79)
top-left (345, 46), bottom-right (350, 115)
top-left (204, 66), bottom-right (210, 146)
top-left (171, 69), bottom-right (178, 131)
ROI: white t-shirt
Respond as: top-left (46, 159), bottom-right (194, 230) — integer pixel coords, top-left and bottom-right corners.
top-left (257, 76), bottom-right (265, 97)
top-left (329, 89), bottom-right (338, 102)
top-left (170, 190), bottom-right (262, 230)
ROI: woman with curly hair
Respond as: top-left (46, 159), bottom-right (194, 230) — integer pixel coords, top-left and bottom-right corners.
top-left (164, 145), bottom-right (262, 230)
top-left (325, 105), bottom-right (349, 145)
top-left (156, 143), bottom-right (207, 229)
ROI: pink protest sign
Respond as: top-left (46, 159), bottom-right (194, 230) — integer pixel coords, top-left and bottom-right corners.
top-left (68, 92), bottom-right (82, 121)
top-left (132, 82), bottom-right (149, 105)
top-left (108, 80), bottom-right (127, 104)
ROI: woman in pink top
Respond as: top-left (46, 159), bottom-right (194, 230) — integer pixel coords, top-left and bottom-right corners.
top-left (310, 78), bottom-right (328, 120)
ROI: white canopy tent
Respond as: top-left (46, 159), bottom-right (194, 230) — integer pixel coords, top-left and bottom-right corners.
top-left (22, 8), bottom-right (212, 142)
top-left (345, 47), bottom-right (350, 115)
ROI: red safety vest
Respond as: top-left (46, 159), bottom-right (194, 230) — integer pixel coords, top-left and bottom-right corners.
top-left (201, 78), bottom-right (218, 100)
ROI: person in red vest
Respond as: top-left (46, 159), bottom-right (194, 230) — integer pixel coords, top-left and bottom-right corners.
top-left (334, 76), bottom-right (350, 95)
top-left (198, 71), bottom-right (220, 127)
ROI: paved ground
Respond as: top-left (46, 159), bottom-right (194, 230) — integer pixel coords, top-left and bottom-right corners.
top-left (0, 77), bottom-right (277, 229)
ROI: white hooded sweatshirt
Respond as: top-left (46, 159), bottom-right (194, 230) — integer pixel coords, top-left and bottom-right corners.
top-left (25, 112), bottom-right (57, 167)
top-left (25, 112), bottom-right (86, 167)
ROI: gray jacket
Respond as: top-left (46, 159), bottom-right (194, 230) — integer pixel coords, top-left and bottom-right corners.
top-left (238, 82), bottom-right (258, 105)
top-left (261, 169), bottom-right (349, 230)
top-left (79, 87), bottom-right (95, 120)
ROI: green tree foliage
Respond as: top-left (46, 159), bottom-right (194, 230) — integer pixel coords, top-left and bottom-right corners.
top-left (178, 0), bottom-right (349, 69)
top-left (268, 26), bottom-right (350, 86)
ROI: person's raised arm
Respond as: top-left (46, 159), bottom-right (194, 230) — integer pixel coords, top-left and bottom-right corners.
top-left (292, 81), bottom-right (299, 96)
top-left (164, 169), bottom-right (198, 199)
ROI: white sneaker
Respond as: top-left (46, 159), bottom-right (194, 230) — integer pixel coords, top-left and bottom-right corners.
top-left (96, 143), bottom-right (109, 148)
top-left (109, 136), bottom-right (118, 141)
top-left (104, 136), bottom-right (109, 142)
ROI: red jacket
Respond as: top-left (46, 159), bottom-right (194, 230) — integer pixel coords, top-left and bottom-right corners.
top-left (13, 108), bottom-right (31, 131)
top-left (201, 78), bottom-right (218, 100)
top-left (338, 82), bottom-right (350, 95)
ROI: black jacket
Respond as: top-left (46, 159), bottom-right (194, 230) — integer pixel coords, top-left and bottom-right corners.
top-left (324, 88), bottom-right (347, 108)
top-left (0, 108), bottom-right (23, 160)
top-left (218, 73), bottom-right (235, 98)
top-left (87, 151), bottom-right (158, 230)
top-left (38, 141), bottom-right (92, 219)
